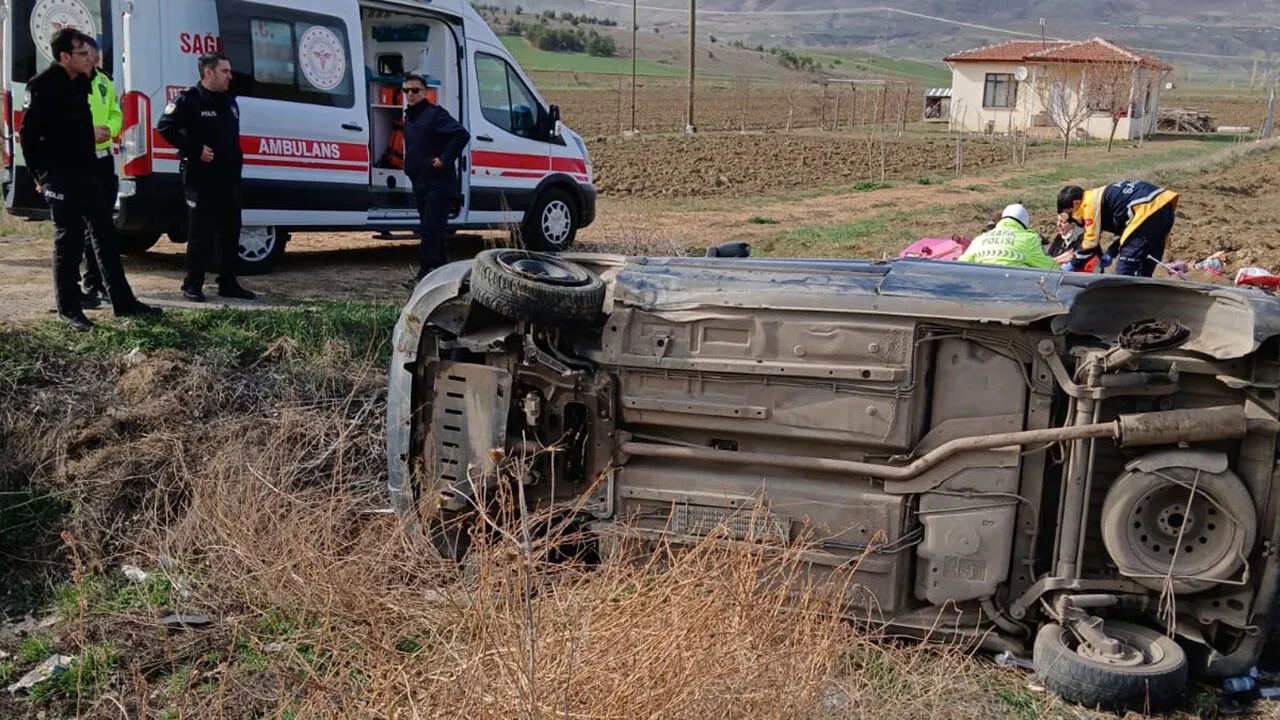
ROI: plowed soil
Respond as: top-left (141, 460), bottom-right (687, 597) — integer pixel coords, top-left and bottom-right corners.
top-left (590, 133), bottom-right (1042, 199)
top-left (544, 79), bottom-right (922, 138)
top-left (1162, 91), bottom-right (1274, 130)
top-left (1168, 148), bottom-right (1280, 270)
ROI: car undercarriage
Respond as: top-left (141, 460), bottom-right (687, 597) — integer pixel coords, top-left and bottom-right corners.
top-left (387, 249), bottom-right (1280, 712)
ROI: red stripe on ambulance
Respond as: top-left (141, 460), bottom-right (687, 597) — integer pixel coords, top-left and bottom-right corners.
top-left (472, 150), bottom-right (588, 177)
top-left (152, 131), bottom-right (368, 172)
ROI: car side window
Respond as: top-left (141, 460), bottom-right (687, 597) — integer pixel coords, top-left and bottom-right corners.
top-left (475, 52), bottom-right (540, 140)
top-left (220, 3), bottom-right (354, 109)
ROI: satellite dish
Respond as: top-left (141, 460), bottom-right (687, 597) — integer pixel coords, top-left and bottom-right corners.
top-left (1014, 66), bottom-right (1029, 82)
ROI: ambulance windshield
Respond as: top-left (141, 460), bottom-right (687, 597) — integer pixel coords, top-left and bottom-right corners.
top-left (9, 0), bottom-right (113, 83)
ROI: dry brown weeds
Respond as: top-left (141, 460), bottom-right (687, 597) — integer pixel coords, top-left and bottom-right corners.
top-left (0, 341), bottom-right (1088, 720)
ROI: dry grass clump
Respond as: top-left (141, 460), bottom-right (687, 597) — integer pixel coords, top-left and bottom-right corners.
top-left (1, 333), bottom-right (1073, 720)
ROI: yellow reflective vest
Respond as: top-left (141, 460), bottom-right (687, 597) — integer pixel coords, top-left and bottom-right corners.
top-left (1071, 181), bottom-right (1180, 256)
top-left (87, 69), bottom-right (122, 153)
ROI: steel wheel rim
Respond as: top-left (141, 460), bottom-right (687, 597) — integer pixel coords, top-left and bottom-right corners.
top-left (240, 227), bottom-right (276, 262)
top-left (540, 200), bottom-right (572, 247)
top-left (1124, 484), bottom-right (1233, 577)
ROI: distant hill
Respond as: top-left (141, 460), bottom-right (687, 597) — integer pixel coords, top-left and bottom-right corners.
top-left (476, 0), bottom-right (1280, 83)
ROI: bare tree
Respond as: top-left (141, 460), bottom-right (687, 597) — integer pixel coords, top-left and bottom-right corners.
top-left (783, 78), bottom-right (801, 131)
top-left (1084, 61), bottom-right (1148, 152)
top-left (734, 74), bottom-right (750, 132)
top-left (1034, 64), bottom-right (1098, 159)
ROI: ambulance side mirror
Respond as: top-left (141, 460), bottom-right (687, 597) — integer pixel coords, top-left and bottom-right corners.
top-left (549, 105), bottom-right (561, 138)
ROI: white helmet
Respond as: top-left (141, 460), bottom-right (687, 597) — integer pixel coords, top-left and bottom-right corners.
top-left (1001, 203), bottom-right (1031, 228)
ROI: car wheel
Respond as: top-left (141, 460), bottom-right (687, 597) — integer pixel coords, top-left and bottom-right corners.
top-left (522, 187), bottom-right (578, 252)
top-left (1034, 621), bottom-right (1187, 712)
top-left (1100, 462), bottom-right (1256, 595)
top-left (238, 226), bottom-right (289, 276)
top-left (118, 232), bottom-right (162, 255)
top-left (470, 248), bottom-right (604, 327)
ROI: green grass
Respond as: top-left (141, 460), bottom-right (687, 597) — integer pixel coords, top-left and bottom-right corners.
top-left (786, 217), bottom-right (890, 245)
top-left (852, 181), bottom-right (892, 192)
top-left (1001, 136), bottom-right (1236, 192)
top-left (26, 645), bottom-right (118, 702)
top-left (501, 37), bottom-right (683, 77)
top-left (54, 570), bottom-right (181, 621)
top-left (0, 215), bottom-right (53, 238)
top-left (0, 301), bottom-right (401, 387)
top-left (19, 637), bottom-right (55, 664)
top-left (814, 50), bottom-right (950, 88)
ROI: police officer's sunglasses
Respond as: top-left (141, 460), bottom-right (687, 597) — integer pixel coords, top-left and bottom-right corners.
top-left (402, 87), bottom-right (424, 94)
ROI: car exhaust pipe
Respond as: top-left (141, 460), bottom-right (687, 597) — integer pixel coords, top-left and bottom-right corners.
top-left (617, 406), bottom-right (1250, 482)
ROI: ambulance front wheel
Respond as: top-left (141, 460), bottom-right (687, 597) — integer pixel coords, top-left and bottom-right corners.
top-left (238, 227), bottom-right (290, 276)
top-left (521, 188), bottom-right (578, 252)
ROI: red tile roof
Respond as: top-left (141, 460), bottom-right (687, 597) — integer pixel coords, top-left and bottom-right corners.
top-left (945, 37), bottom-right (1172, 71)
top-left (943, 40), bottom-right (1071, 63)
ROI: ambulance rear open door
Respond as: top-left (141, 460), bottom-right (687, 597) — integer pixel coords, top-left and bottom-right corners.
top-left (211, 0), bottom-right (371, 237)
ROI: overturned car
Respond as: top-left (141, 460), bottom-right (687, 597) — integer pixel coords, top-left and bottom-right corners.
top-left (387, 249), bottom-right (1280, 711)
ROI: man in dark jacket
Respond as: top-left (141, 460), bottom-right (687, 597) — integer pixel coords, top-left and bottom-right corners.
top-left (401, 74), bottom-right (469, 283)
top-left (20, 28), bottom-right (160, 331)
top-left (156, 51), bottom-right (255, 302)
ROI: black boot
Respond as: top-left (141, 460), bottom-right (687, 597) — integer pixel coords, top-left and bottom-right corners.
top-left (59, 312), bottom-right (95, 332)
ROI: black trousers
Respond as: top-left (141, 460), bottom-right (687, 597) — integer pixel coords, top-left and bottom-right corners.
top-left (414, 186), bottom-right (450, 279)
top-left (43, 171), bottom-right (138, 316)
top-left (183, 181), bottom-right (242, 290)
top-left (81, 154), bottom-right (119, 292)
top-left (1114, 203), bottom-right (1177, 277)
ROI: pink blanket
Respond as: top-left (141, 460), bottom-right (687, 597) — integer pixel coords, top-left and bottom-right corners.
top-left (899, 237), bottom-right (970, 262)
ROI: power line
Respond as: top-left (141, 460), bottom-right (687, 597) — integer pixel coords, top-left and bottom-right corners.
top-left (578, 0), bottom-right (1275, 61)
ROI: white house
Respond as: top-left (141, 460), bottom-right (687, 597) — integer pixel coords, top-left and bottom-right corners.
top-left (942, 38), bottom-right (1172, 140)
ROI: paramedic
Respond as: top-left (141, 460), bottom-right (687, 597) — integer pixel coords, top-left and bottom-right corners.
top-left (157, 51), bottom-right (256, 302)
top-left (402, 74), bottom-right (470, 283)
top-left (957, 204), bottom-right (1058, 270)
top-left (20, 28), bottom-right (160, 332)
top-left (79, 37), bottom-right (122, 306)
top-left (1057, 180), bottom-right (1179, 277)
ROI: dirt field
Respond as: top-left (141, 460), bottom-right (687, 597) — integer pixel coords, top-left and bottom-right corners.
top-left (1164, 90), bottom-right (1275, 130)
top-left (542, 77), bottom-right (924, 137)
top-left (1170, 147), bottom-right (1280, 268)
top-left (589, 132), bottom-right (1039, 198)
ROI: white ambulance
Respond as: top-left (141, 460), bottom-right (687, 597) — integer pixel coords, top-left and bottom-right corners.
top-left (1, 0), bottom-right (596, 273)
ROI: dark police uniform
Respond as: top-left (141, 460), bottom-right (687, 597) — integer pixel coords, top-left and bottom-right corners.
top-left (19, 63), bottom-right (151, 321)
top-left (403, 99), bottom-right (469, 278)
top-left (156, 83), bottom-right (247, 296)
top-left (81, 66), bottom-right (123, 299)
top-left (1065, 179), bottom-right (1180, 277)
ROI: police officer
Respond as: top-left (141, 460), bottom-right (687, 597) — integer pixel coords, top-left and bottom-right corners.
top-left (156, 51), bottom-right (256, 302)
top-left (1057, 180), bottom-right (1180, 277)
top-left (80, 36), bottom-right (122, 306)
top-left (401, 74), bottom-right (469, 284)
top-left (20, 28), bottom-right (160, 332)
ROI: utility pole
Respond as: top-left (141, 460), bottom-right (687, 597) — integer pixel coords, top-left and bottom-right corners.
top-left (686, 0), bottom-right (696, 133)
top-left (631, 0), bottom-right (637, 132)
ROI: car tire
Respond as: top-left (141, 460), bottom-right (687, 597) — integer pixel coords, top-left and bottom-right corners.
top-left (118, 232), bottom-right (162, 255)
top-left (522, 187), bottom-right (578, 252)
top-left (470, 248), bottom-right (604, 327)
top-left (1099, 462), bottom-right (1256, 595)
top-left (238, 226), bottom-right (289, 276)
top-left (1034, 621), bottom-right (1187, 712)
